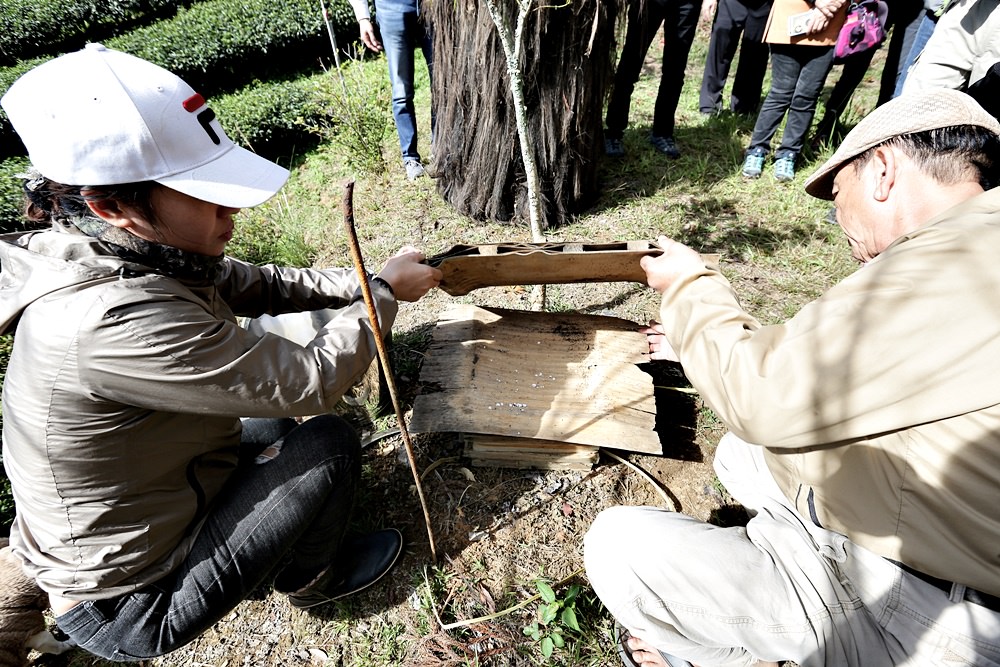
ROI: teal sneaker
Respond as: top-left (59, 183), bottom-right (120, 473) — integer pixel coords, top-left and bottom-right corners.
top-left (774, 155), bottom-right (796, 182)
top-left (741, 151), bottom-right (765, 179)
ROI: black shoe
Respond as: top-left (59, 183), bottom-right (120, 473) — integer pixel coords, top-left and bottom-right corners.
top-left (287, 528), bottom-right (404, 609)
top-left (649, 135), bottom-right (680, 158)
top-left (605, 137), bottom-right (625, 157)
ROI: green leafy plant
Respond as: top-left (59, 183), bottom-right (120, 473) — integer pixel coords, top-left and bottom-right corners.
top-left (311, 57), bottom-right (392, 175)
top-left (522, 581), bottom-right (583, 660)
top-left (227, 200), bottom-right (316, 268)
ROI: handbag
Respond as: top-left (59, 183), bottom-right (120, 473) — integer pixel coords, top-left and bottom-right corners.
top-left (833, 0), bottom-right (888, 63)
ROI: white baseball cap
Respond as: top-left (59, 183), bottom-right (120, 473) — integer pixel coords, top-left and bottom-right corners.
top-left (0, 43), bottom-right (289, 208)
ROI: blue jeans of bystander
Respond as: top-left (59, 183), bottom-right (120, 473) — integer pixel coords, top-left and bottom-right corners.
top-left (375, 0), bottom-right (433, 162)
top-left (893, 12), bottom-right (938, 97)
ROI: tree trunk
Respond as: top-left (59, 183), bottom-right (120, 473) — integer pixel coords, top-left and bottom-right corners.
top-left (426, 0), bottom-right (625, 229)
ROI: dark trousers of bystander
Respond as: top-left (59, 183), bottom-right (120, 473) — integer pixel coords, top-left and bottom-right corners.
top-left (699, 0), bottom-right (773, 115)
top-left (748, 43), bottom-right (835, 159)
top-left (606, 0), bottom-right (701, 141)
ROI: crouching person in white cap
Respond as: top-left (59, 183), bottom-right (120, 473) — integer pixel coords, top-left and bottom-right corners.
top-left (0, 44), bottom-right (442, 660)
top-left (585, 88), bottom-right (1000, 667)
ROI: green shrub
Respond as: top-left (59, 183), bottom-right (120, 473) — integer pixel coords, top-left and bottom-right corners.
top-left (214, 75), bottom-right (328, 162)
top-left (227, 203), bottom-right (317, 268)
top-left (104, 0), bottom-right (356, 90)
top-left (0, 157), bottom-right (30, 234)
top-left (0, 0), bottom-right (189, 64)
top-left (310, 58), bottom-right (392, 175)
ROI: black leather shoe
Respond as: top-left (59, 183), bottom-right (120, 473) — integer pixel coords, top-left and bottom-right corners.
top-left (287, 528), bottom-right (404, 609)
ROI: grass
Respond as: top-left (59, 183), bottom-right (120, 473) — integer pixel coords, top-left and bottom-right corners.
top-left (27, 21), bottom-right (896, 667)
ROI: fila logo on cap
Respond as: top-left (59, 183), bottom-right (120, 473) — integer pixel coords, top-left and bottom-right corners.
top-left (181, 93), bottom-right (221, 145)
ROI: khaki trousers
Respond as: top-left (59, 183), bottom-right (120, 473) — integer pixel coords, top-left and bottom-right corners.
top-left (584, 434), bottom-right (1000, 667)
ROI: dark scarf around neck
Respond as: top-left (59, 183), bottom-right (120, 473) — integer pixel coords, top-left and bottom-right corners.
top-left (66, 214), bottom-right (224, 282)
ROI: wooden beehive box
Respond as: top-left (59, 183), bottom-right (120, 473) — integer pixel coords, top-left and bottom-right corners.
top-left (409, 304), bottom-right (663, 470)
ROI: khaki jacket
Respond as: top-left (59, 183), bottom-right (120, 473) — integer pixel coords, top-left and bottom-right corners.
top-left (659, 188), bottom-right (1000, 597)
top-left (903, 0), bottom-right (1000, 93)
top-left (0, 220), bottom-right (396, 599)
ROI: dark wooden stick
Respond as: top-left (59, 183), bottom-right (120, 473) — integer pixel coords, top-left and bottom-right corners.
top-left (341, 180), bottom-right (438, 563)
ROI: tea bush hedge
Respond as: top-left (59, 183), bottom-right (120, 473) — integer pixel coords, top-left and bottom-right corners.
top-left (0, 0), bottom-right (359, 157)
top-left (104, 0), bottom-right (355, 88)
top-left (0, 0), bottom-right (190, 64)
top-left (0, 157), bottom-right (29, 233)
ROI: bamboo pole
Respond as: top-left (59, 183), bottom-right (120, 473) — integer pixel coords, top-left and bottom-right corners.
top-left (341, 180), bottom-right (438, 563)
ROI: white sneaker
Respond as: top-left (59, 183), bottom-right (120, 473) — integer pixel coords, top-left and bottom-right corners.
top-left (404, 159), bottom-right (426, 181)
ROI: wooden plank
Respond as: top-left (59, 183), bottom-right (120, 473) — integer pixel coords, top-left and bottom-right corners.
top-left (427, 241), bottom-right (721, 296)
top-left (463, 434), bottom-right (600, 471)
top-left (410, 305), bottom-right (663, 455)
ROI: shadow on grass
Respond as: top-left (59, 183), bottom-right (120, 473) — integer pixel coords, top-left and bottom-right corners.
top-left (589, 110), bottom-right (839, 263)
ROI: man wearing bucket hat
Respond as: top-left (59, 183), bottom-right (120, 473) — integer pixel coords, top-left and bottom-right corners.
top-left (585, 87), bottom-right (1000, 667)
top-left (0, 44), bottom-right (442, 660)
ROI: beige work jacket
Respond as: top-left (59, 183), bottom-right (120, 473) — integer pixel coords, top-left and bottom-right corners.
top-left (659, 188), bottom-right (1000, 597)
top-left (0, 220), bottom-right (397, 599)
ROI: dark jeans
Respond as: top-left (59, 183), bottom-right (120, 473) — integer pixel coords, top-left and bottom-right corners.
top-left (747, 44), bottom-right (834, 159)
top-left (606, 0), bottom-right (701, 139)
top-left (56, 415), bottom-right (361, 661)
top-left (699, 0), bottom-right (772, 114)
top-left (375, 0), bottom-right (433, 161)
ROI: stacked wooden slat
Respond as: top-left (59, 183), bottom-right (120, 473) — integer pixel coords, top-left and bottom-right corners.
top-left (409, 304), bottom-right (663, 470)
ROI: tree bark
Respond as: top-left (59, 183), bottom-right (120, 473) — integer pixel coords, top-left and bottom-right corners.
top-left (426, 0), bottom-right (625, 229)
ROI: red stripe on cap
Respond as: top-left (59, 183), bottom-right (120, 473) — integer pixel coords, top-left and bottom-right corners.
top-left (182, 93), bottom-right (206, 112)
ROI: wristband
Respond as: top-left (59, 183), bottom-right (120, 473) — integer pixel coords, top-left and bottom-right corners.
top-left (372, 276), bottom-right (395, 297)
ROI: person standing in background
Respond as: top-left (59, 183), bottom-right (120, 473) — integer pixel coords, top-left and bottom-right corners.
top-left (811, 0), bottom-right (923, 147)
top-left (699, 0), bottom-right (773, 116)
top-left (604, 0), bottom-right (702, 159)
top-left (901, 0), bottom-right (1000, 94)
top-left (348, 0), bottom-right (432, 181)
top-left (741, 0), bottom-right (848, 182)
top-left (892, 0), bottom-right (949, 96)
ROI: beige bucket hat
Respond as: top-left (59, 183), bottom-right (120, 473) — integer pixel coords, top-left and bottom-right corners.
top-left (804, 88), bottom-right (1000, 200)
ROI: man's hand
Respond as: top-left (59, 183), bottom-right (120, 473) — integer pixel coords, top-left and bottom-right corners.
top-left (640, 236), bottom-right (706, 294)
top-left (376, 246), bottom-right (442, 302)
top-left (640, 321), bottom-right (680, 362)
top-left (806, 10), bottom-right (832, 33)
top-left (359, 18), bottom-right (383, 52)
